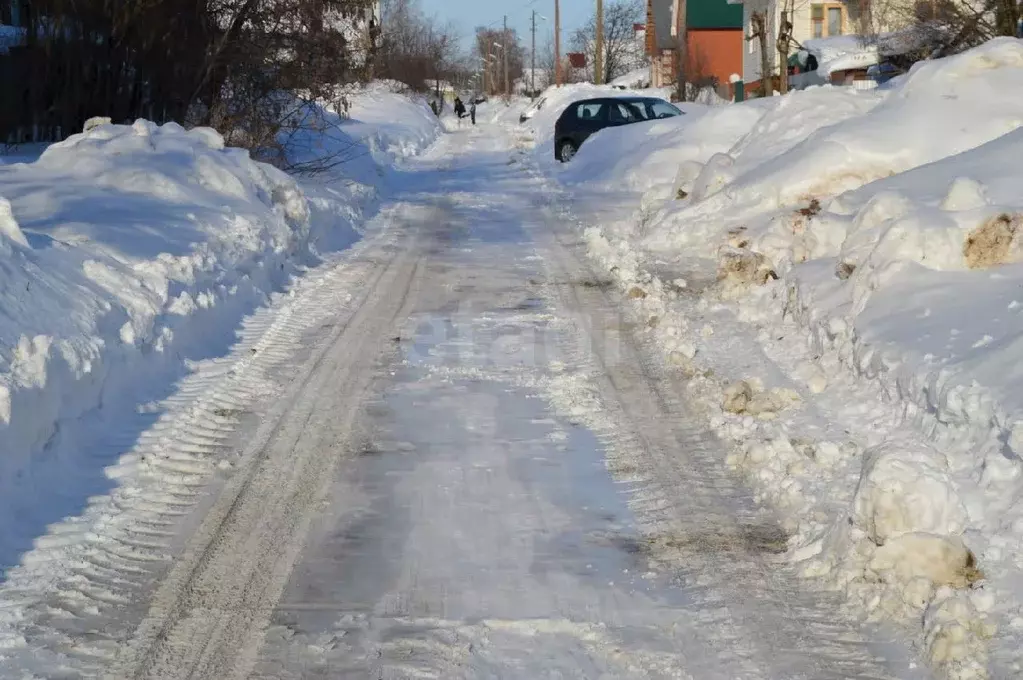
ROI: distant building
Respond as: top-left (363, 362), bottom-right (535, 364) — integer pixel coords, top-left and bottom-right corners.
top-left (563, 52), bottom-right (588, 83)
top-left (729, 0), bottom-right (885, 91)
top-left (645, 0), bottom-right (742, 95)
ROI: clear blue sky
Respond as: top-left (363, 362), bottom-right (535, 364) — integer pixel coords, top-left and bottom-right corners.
top-left (419, 0), bottom-right (593, 53)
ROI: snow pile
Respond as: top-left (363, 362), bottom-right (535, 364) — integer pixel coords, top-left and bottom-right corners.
top-left (0, 89), bottom-right (440, 571)
top-left (611, 67), bottom-right (651, 88)
top-left (0, 24), bottom-right (25, 55)
top-left (280, 83), bottom-right (441, 182)
top-left (558, 38), bottom-right (1023, 679)
top-left (341, 84), bottom-right (442, 164)
top-left (561, 102), bottom-right (768, 196)
top-left (279, 86), bottom-right (441, 254)
top-left (0, 119), bottom-right (311, 525)
top-left (647, 39), bottom-right (1023, 263)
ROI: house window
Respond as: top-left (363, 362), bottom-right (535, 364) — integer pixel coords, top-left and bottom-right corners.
top-left (828, 7), bottom-right (843, 35)
top-left (811, 4), bottom-right (845, 37)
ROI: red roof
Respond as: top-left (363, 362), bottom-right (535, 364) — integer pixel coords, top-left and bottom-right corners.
top-left (567, 52), bottom-right (587, 69)
top-left (634, 23), bottom-right (645, 33)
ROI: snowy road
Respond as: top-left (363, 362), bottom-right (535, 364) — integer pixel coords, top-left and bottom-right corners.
top-left (4, 126), bottom-right (928, 678)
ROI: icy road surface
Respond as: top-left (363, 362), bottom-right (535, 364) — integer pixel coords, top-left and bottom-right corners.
top-left (2, 127), bottom-right (926, 679)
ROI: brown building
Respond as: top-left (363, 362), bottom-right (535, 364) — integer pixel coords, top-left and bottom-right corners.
top-left (646, 0), bottom-right (743, 96)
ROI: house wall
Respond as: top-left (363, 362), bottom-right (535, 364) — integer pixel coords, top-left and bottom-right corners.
top-left (687, 29), bottom-right (743, 86)
top-left (651, 49), bottom-right (674, 88)
top-left (690, 0), bottom-right (744, 28)
top-left (740, 0), bottom-right (777, 83)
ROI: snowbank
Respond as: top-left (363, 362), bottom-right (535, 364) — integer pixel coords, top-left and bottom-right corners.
top-left (0, 88), bottom-right (440, 572)
top-left (611, 67), bottom-right (651, 88)
top-left (555, 38), bottom-right (1023, 679)
top-left (0, 24), bottom-right (24, 55)
top-left (561, 100), bottom-right (772, 196)
top-left (278, 83), bottom-right (441, 182)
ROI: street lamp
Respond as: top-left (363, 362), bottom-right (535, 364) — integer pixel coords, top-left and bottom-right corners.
top-left (531, 12), bottom-right (547, 98)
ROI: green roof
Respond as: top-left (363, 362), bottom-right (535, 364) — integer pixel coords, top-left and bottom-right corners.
top-left (688, 0), bottom-right (743, 29)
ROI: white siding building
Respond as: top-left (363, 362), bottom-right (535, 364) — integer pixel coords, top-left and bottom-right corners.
top-left (730, 0), bottom-right (867, 85)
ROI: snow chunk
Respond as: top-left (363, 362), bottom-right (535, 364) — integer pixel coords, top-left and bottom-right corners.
top-left (941, 178), bottom-right (989, 211)
top-left (0, 198), bottom-right (28, 248)
top-left (853, 441), bottom-right (968, 545)
top-left (83, 116), bottom-right (112, 132)
top-left (722, 379), bottom-right (800, 419)
top-left (868, 533), bottom-right (980, 589)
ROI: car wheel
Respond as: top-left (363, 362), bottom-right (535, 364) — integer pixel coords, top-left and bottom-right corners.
top-left (558, 140), bottom-right (578, 163)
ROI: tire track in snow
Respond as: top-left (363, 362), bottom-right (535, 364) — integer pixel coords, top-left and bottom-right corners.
top-left (104, 225), bottom-right (425, 680)
top-left (522, 160), bottom-right (924, 679)
top-left (0, 205), bottom-right (416, 678)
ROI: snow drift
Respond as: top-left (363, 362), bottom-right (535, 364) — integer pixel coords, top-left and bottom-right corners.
top-left (0, 90), bottom-right (440, 572)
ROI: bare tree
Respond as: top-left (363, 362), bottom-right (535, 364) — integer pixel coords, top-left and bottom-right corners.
top-left (570, 0), bottom-right (645, 84)
top-left (748, 10), bottom-right (772, 97)
top-left (1, 0), bottom-right (377, 163)
top-left (376, 0), bottom-right (460, 94)
top-left (475, 26), bottom-right (526, 95)
top-left (862, 0), bottom-right (1019, 61)
top-left (537, 36), bottom-right (559, 92)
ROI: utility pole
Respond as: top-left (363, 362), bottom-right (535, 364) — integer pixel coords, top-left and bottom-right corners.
top-left (675, 0), bottom-right (688, 100)
top-left (555, 0), bottom-right (562, 86)
top-left (531, 10), bottom-right (537, 97)
top-left (503, 15), bottom-right (510, 99)
top-left (595, 0), bottom-right (604, 84)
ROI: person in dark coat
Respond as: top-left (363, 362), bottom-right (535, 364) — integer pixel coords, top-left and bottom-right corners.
top-left (469, 100), bottom-right (477, 125)
top-left (454, 97), bottom-right (466, 118)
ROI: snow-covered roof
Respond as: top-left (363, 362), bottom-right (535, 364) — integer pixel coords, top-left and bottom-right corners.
top-left (802, 35), bottom-right (880, 75)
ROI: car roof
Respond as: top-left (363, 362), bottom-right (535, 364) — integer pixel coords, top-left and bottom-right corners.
top-left (569, 95), bottom-right (669, 105)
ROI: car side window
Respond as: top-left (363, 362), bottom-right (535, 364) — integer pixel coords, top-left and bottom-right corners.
top-left (610, 102), bottom-right (641, 123)
top-left (575, 103), bottom-right (606, 121)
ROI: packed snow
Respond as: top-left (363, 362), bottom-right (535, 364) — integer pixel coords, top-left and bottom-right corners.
top-left (0, 89), bottom-right (440, 577)
top-left (537, 37), bottom-right (1023, 680)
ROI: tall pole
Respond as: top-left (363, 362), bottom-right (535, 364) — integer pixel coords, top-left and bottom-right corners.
top-left (677, 0), bottom-right (689, 100)
top-left (555, 0), bottom-right (562, 86)
top-left (595, 0), bottom-right (604, 84)
top-left (503, 15), bottom-right (510, 99)
top-left (531, 10), bottom-right (537, 97)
